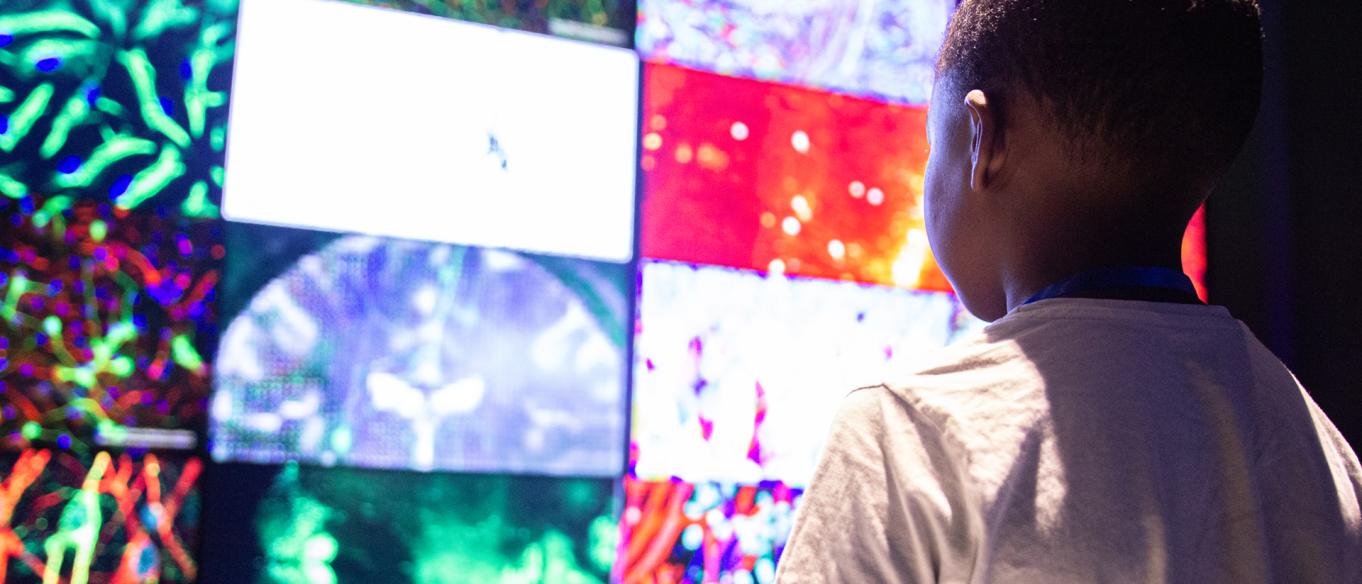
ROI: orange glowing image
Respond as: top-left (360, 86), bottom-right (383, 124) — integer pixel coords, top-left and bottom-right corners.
top-left (638, 62), bottom-right (1210, 298)
top-left (640, 62), bottom-right (951, 292)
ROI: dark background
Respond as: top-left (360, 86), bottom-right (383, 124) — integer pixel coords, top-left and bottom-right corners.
top-left (1208, 0), bottom-right (1362, 448)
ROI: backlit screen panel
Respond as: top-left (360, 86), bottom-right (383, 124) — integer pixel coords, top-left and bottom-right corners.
top-left (640, 62), bottom-right (951, 292)
top-left (618, 478), bottom-right (802, 584)
top-left (211, 226), bottom-right (630, 476)
top-left (637, 0), bottom-right (952, 104)
top-left (223, 0), bottom-right (640, 263)
top-left (1, 202), bottom-right (217, 452)
top-left (200, 463), bottom-right (618, 584)
top-left (631, 260), bottom-right (964, 486)
top-left (0, 0), bottom-right (236, 218)
top-left (0, 449), bottom-right (202, 584)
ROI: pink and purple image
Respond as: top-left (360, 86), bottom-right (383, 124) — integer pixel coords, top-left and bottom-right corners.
top-left (630, 259), bottom-right (966, 487)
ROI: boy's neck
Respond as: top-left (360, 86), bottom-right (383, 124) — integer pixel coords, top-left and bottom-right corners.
top-left (1001, 226), bottom-right (1187, 313)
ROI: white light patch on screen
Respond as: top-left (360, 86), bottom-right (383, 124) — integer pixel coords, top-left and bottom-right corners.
top-left (223, 0), bottom-right (640, 263)
top-left (631, 260), bottom-right (967, 487)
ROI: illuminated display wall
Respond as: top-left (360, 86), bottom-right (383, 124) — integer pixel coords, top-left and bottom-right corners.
top-left (1, 1), bottom-right (233, 581)
top-left (0, 0), bottom-right (1210, 583)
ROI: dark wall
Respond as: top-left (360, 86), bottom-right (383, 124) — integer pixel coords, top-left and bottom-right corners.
top-left (1208, 0), bottom-right (1362, 448)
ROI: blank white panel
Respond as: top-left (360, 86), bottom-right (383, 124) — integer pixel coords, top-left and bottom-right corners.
top-left (224, 0), bottom-right (640, 262)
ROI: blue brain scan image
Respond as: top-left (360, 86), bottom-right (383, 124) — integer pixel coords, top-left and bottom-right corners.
top-left (210, 234), bottom-right (630, 477)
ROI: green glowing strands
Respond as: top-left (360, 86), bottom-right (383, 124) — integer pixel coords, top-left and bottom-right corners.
top-left (56, 134), bottom-right (157, 189)
top-left (54, 364), bottom-right (98, 389)
top-left (44, 452), bottom-right (110, 584)
top-left (133, 0), bottom-right (202, 41)
top-left (115, 144), bottom-right (185, 211)
top-left (119, 48), bottom-right (191, 148)
top-left (0, 86), bottom-right (15, 103)
top-left (180, 180), bottom-right (220, 219)
top-left (22, 421), bottom-right (43, 441)
top-left (3, 272), bottom-right (30, 322)
top-left (0, 10), bottom-right (102, 38)
top-left (0, 83), bottom-right (55, 152)
top-left (184, 21), bottom-right (234, 139)
top-left (0, 172), bottom-right (29, 199)
top-left (41, 91), bottom-right (94, 159)
top-left (87, 0), bottom-right (129, 38)
top-left (106, 320), bottom-right (138, 349)
top-left (171, 334), bottom-right (205, 375)
top-left (95, 419), bottom-right (128, 445)
top-left (110, 355), bottom-right (135, 378)
top-left (18, 38), bottom-right (101, 71)
top-left (33, 195), bottom-right (73, 229)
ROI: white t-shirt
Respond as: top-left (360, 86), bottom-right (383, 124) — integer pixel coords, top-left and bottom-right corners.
top-left (777, 298), bottom-right (1362, 583)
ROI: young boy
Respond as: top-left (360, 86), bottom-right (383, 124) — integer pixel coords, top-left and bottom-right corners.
top-left (776, 1), bottom-right (1362, 582)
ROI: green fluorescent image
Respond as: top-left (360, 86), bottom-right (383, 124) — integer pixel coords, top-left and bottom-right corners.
top-left (203, 464), bottom-right (619, 584)
top-left (0, 0), bottom-right (237, 217)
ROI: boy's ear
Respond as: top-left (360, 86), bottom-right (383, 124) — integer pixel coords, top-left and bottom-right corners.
top-left (964, 90), bottom-right (1005, 193)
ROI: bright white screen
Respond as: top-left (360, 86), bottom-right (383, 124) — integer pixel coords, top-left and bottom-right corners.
top-left (223, 0), bottom-right (640, 262)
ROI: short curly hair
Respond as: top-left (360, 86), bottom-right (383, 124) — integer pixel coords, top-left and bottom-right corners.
top-left (938, 0), bottom-right (1263, 186)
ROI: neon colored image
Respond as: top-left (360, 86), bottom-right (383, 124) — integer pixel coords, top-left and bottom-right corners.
top-left (211, 230), bottom-right (630, 476)
top-left (345, 0), bottom-right (635, 46)
top-left (0, 0), bottom-right (237, 218)
top-left (631, 260), bottom-right (963, 486)
top-left (640, 63), bottom-right (950, 292)
top-left (0, 449), bottom-right (201, 584)
top-left (637, 0), bottom-right (952, 104)
top-left (619, 478), bottom-right (802, 584)
top-left (202, 463), bottom-right (617, 584)
top-left (1, 200), bottom-right (218, 451)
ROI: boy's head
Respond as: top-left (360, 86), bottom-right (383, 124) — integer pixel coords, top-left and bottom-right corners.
top-left (924, 0), bottom-right (1263, 320)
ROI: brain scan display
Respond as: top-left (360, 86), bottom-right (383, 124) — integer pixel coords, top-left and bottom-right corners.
top-left (211, 231), bottom-right (630, 477)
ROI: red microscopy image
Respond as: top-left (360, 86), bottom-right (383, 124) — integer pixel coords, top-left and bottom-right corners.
top-left (639, 62), bottom-right (951, 292)
top-left (639, 62), bottom-right (1211, 297)
top-left (1, 198), bottom-right (219, 452)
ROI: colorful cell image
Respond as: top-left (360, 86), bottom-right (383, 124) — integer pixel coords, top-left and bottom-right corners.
top-left (631, 260), bottom-right (963, 487)
top-left (343, 0), bottom-right (636, 46)
top-left (211, 228), bottom-right (631, 477)
top-left (640, 62), bottom-right (951, 292)
top-left (637, 0), bottom-right (952, 104)
top-left (1, 198), bottom-right (218, 452)
top-left (200, 463), bottom-right (618, 584)
top-left (0, 449), bottom-right (202, 584)
top-left (225, 0), bottom-right (640, 263)
top-left (0, 0), bottom-right (238, 218)
top-left (618, 478), bottom-right (801, 584)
